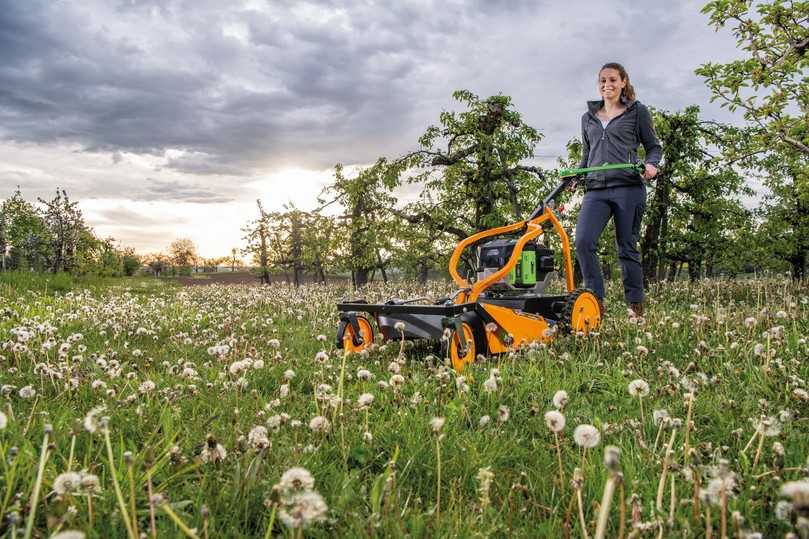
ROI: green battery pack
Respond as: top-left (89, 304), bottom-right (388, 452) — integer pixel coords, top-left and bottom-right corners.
top-left (506, 250), bottom-right (537, 286)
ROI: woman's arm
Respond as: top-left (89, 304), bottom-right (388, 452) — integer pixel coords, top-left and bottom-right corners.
top-left (637, 104), bottom-right (662, 167)
top-left (579, 116), bottom-right (590, 169)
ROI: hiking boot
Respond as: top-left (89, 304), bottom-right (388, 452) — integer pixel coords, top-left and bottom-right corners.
top-left (628, 302), bottom-right (644, 318)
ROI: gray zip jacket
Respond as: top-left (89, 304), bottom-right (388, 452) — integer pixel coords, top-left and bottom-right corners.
top-left (579, 97), bottom-right (663, 190)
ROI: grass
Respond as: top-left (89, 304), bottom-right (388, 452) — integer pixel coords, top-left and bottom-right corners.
top-left (0, 275), bottom-right (807, 537)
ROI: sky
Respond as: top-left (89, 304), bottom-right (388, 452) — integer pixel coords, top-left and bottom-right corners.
top-left (0, 0), bottom-right (746, 258)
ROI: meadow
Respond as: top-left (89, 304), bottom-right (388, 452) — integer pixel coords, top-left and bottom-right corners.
top-left (0, 274), bottom-right (807, 538)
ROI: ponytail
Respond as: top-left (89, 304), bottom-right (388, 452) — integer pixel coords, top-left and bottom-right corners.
top-left (600, 62), bottom-right (636, 101)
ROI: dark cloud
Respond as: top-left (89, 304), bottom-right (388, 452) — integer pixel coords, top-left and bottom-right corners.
top-left (140, 178), bottom-right (235, 203)
top-left (0, 0), bottom-right (742, 177)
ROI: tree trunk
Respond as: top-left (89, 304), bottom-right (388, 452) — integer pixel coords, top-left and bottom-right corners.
top-left (688, 260), bottom-right (700, 282)
top-left (417, 260), bottom-right (429, 284)
top-left (354, 268), bottom-right (370, 288)
top-left (640, 175), bottom-right (672, 283)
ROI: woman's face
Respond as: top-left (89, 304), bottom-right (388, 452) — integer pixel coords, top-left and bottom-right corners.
top-left (598, 68), bottom-right (626, 100)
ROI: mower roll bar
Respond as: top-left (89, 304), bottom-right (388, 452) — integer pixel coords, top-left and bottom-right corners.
top-left (448, 162), bottom-right (645, 304)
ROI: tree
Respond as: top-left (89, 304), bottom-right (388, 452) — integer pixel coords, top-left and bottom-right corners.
top-left (320, 161), bottom-right (399, 288)
top-left (122, 248), bottom-right (141, 276)
top-left (390, 90), bottom-right (552, 277)
top-left (697, 0), bottom-right (808, 157)
top-left (697, 0), bottom-right (808, 278)
top-left (242, 200), bottom-right (271, 284)
top-left (1, 188), bottom-right (50, 271)
top-left (169, 238), bottom-right (199, 274)
top-left (37, 189), bottom-right (86, 273)
top-left (144, 252), bottom-right (170, 278)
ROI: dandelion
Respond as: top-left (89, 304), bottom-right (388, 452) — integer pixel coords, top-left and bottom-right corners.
top-left (479, 415), bottom-right (491, 428)
top-left (83, 406), bottom-right (105, 434)
top-left (545, 411), bottom-right (566, 487)
top-left (200, 435), bottom-right (227, 464)
top-left (362, 431), bottom-right (373, 443)
top-left (483, 376), bottom-right (498, 393)
top-left (781, 480), bottom-right (809, 512)
top-left (357, 393), bottom-right (375, 409)
top-left (357, 369), bottom-right (373, 381)
top-left (595, 447), bottom-right (622, 539)
top-left (0, 410), bottom-right (6, 430)
top-left (793, 388), bottom-right (809, 401)
top-left (573, 424), bottom-right (600, 448)
top-left (284, 369), bottom-right (296, 380)
top-left (309, 416), bottom-right (331, 434)
top-left (497, 405), bottom-right (510, 424)
top-left (314, 351), bottom-right (328, 362)
top-left (138, 380), bottom-right (156, 394)
top-left (53, 472), bottom-right (82, 496)
top-left (394, 321), bottom-right (406, 332)
top-left (476, 467), bottom-right (495, 511)
top-left (552, 390), bottom-right (568, 410)
top-left (279, 467), bottom-right (316, 494)
top-left (430, 417), bottom-right (445, 433)
top-left (51, 532), bottom-right (86, 539)
top-left (18, 385), bottom-right (36, 399)
top-left (628, 378), bottom-right (650, 425)
top-left (248, 426), bottom-right (270, 451)
top-left (278, 491), bottom-right (328, 530)
top-left (389, 374), bottom-right (405, 389)
top-left (744, 317), bottom-right (756, 328)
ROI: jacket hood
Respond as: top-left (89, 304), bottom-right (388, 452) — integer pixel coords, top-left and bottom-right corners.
top-left (587, 95), bottom-right (637, 114)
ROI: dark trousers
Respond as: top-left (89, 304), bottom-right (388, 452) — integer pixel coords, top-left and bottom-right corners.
top-left (574, 184), bottom-right (646, 304)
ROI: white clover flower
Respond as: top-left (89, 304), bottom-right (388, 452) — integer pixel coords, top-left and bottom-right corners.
top-left (309, 416), bottom-right (331, 434)
top-left (248, 426), bottom-right (270, 451)
top-left (357, 393), bottom-right (375, 409)
top-left (552, 390), bottom-right (568, 410)
top-left (573, 424), bottom-right (601, 448)
top-left (279, 467), bottom-right (315, 494)
top-left (544, 410), bottom-right (566, 433)
top-left (628, 379), bottom-right (650, 397)
top-left (278, 491), bottom-right (328, 530)
top-left (430, 417), bottom-right (445, 433)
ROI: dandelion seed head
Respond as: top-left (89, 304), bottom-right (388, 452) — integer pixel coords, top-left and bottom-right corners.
top-left (552, 390), bottom-right (569, 410)
top-left (573, 424), bottom-right (601, 448)
top-left (544, 410), bottom-right (566, 433)
top-left (309, 416), bottom-right (331, 433)
top-left (628, 379), bottom-right (650, 397)
top-left (279, 467), bottom-right (315, 494)
top-left (278, 491), bottom-right (328, 529)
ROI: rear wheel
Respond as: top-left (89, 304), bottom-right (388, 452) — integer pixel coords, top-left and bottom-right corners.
top-left (343, 316), bottom-right (374, 354)
top-left (561, 288), bottom-right (602, 334)
top-left (442, 314), bottom-right (486, 372)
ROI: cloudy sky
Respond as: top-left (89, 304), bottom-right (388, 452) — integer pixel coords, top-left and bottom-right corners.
top-left (0, 0), bottom-right (745, 257)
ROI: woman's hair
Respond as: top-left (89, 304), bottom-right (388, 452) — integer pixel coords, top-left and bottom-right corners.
top-left (600, 62), bottom-right (636, 101)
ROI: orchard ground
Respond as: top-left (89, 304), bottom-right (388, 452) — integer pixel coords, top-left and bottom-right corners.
top-left (0, 273), bottom-right (808, 538)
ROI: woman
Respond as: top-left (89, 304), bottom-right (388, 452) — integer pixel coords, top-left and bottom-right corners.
top-left (574, 62), bottom-right (662, 318)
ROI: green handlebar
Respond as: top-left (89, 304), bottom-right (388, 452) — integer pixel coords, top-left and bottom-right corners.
top-left (558, 162), bottom-right (645, 179)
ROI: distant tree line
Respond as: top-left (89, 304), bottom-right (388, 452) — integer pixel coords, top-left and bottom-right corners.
top-left (0, 187), bottom-right (141, 277)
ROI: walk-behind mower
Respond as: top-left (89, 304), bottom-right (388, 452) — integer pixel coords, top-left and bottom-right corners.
top-left (335, 162), bottom-right (645, 371)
